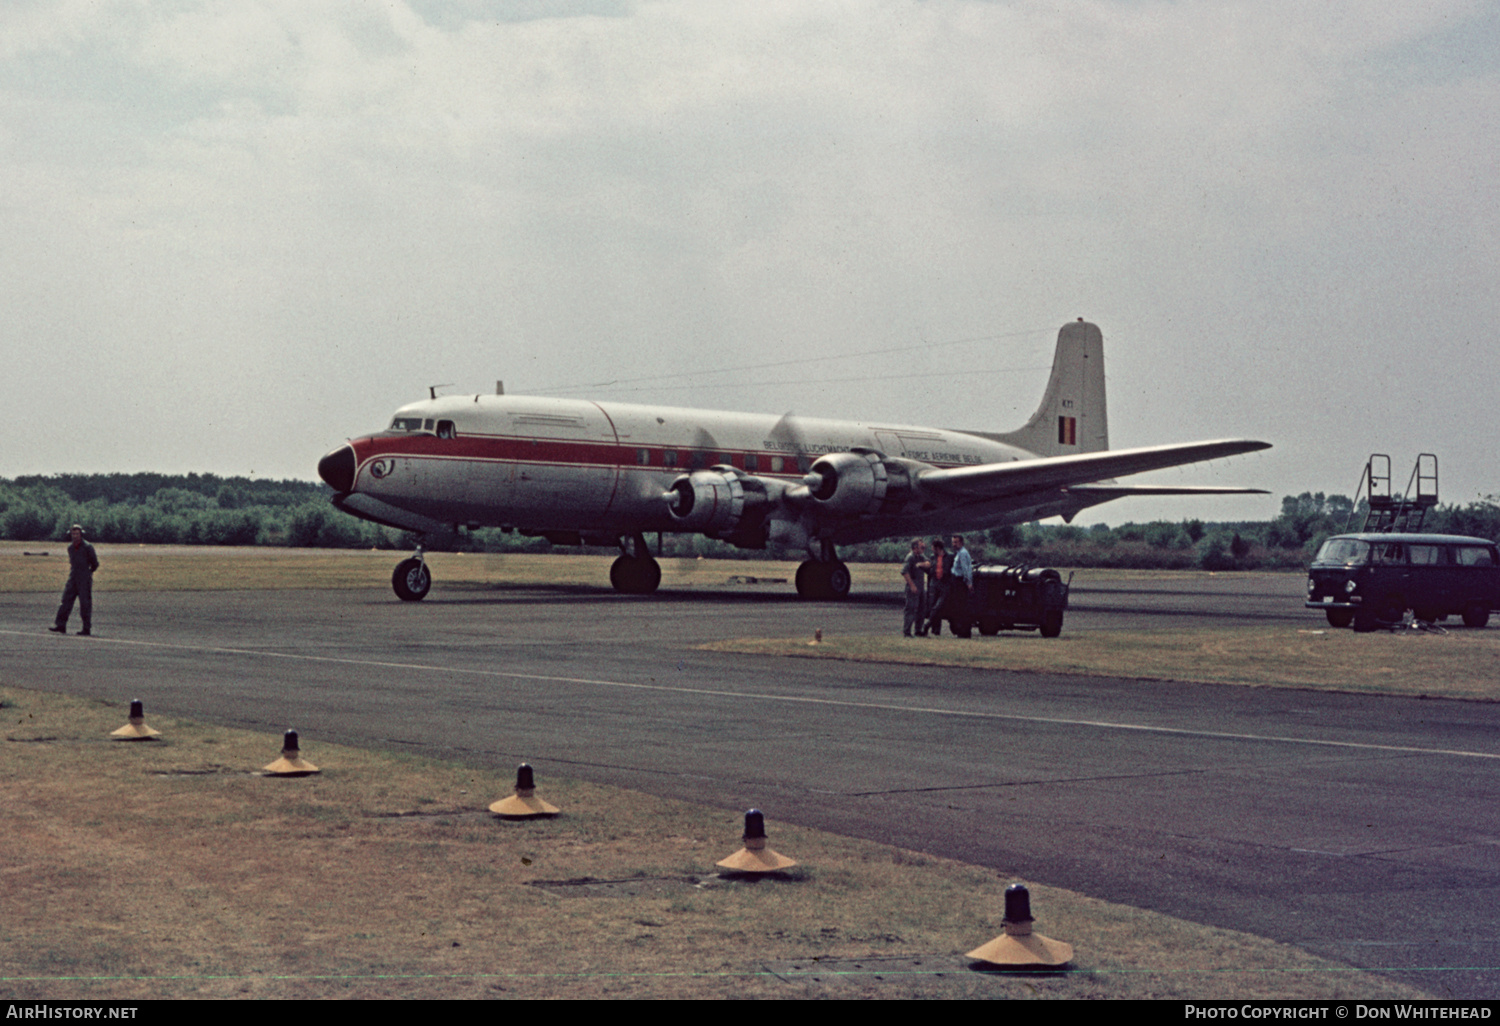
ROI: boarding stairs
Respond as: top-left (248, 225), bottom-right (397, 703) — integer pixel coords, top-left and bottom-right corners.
top-left (1353, 453), bottom-right (1438, 533)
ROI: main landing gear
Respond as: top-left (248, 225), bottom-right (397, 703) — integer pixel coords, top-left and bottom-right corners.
top-left (796, 541), bottom-right (851, 601)
top-left (610, 533), bottom-right (662, 595)
top-left (392, 547), bottom-right (432, 601)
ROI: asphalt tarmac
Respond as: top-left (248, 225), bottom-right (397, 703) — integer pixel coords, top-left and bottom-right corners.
top-left (5, 571), bottom-right (1497, 997)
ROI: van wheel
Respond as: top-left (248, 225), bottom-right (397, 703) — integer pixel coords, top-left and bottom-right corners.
top-left (1463, 603), bottom-right (1491, 629)
top-left (1325, 609), bottom-right (1353, 628)
top-left (1040, 610), bottom-right (1064, 638)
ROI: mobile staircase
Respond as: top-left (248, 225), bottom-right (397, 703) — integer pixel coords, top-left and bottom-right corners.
top-left (1349, 453), bottom-right (1438, 533)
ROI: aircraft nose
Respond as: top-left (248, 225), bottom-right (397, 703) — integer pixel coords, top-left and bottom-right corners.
top-left (318, 445), bottom-right (356, 494)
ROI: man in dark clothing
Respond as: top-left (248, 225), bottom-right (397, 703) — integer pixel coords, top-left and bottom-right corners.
top-left (926, 538), bottom-right (951, 636)
top-left (901, 538), bottom-right (931, 636)
top-left (50, 524), bottom-right (98, 636)
top-left (948, 534), bottom-right (975, 638)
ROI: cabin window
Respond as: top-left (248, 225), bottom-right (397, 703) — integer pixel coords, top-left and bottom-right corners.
top-left (745, 453), bottom-right (759, 473)
top-left (436, 420), bottom-right (456, 440)
top-left (1408, 544), bottom-right (1444, 565)
top-left (689, 451), bottom-right (706, 470)
top-left (769, 455), bottom-right (784, 473)
top-left (637, 449), bottom-right (651, 466)
top-left (663, 450), bottom-right (678, 468)
top-left (1456, 546), bottom-right (1497, 567)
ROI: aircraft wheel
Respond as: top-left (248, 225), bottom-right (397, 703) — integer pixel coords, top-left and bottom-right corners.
top-left (610, 556), bottom-right (661, 595)
top-left (392, 558), bottom-right (431, 601)
top-left (825, 560), bottom-right (851, 600)
top-left (796, 561), bottom-right (849, 600)
top-left (1040, 610), bottom-right (1064, 638)
top-left (1463, 603), bottom-right (1491, 629)
top-left (795, 560), bottom-right (823, 599)
top-left (1325, 608), bottom-right (1354, 629)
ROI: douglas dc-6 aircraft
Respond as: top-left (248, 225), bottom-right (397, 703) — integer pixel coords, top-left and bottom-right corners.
top-left (317, 320), bottom-right (1270, 601)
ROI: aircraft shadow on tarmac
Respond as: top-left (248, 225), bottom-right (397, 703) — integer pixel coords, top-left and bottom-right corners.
top-left (376, 581), bottom-right (901, 607)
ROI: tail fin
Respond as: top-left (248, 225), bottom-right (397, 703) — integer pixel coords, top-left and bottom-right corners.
top-left (984, 319), bottom-right (1108, 456)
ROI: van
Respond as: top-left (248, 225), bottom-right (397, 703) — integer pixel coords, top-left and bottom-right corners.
top-left (1305, 533), bottom-right (1499, 631)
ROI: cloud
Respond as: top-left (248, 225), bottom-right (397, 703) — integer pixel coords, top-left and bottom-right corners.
top-left (0, 1), bottom-right (1494, 518)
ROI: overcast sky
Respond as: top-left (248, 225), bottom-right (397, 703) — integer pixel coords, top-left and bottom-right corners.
top-left (3, 0), bottom-right (1496, 525)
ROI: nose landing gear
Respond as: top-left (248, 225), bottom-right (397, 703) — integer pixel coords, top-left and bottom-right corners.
top-left (392, 548), bottom-right (432, 601)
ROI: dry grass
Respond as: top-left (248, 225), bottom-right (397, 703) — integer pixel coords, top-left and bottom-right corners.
top-left (0, 686), bottom-right (1425, 1000)
top-left (704, 626), bottom-right (1500, 702)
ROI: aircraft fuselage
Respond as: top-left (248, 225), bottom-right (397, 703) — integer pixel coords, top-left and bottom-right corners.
top-left (323, 395), bottom-right (1063, 546)
top-left (316, 320), bottom-right (1270, 599)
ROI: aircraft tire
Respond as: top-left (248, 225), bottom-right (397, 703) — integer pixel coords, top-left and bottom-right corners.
top-left (796, 560), bottom-right (850, 600)
top-left (794, 561), bottom-right (822, 599)
top-left (826, 560), bottom-right (851, 600)
top-left (610, 556), bottom-right (661, 595)
top-left (392, 558), bottom-right (431, 602)
top-left (1325, 608), bottom-right (1354, 629)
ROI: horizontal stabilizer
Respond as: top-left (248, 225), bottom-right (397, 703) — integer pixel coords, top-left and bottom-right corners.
top-left (917, 439), bottom-right (1271, 499)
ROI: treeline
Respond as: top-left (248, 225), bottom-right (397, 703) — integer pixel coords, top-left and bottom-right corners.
top-left (964, 491), bottom-right (1500, 572)
top-left (2, 474), bottom-right (1496, 570)
top-left (0, 473), bottom-right (389, 548)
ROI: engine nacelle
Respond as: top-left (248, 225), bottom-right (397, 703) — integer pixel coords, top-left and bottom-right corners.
top-left (802, 451), bottom-right (890, 516)
top-left (664, 470), bottom-right (745, 533)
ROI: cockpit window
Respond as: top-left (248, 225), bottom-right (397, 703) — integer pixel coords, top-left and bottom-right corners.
top-left (390, 416), bottom-right (426, 432)
top-left (436, 420), bottom-right (456, 440)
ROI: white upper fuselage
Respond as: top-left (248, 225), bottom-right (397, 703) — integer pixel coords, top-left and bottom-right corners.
top-left (319, 322), bottom-right (1270, 553)
top-left (337, 393), bottom-right (1052, 542)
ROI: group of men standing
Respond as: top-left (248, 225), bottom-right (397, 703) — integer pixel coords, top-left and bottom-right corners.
top-left (901, 534), bottom-right (974, 638)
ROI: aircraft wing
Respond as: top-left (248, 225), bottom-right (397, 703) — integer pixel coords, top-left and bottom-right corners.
top-left (1065, 484), bottom-right (1269, 498)
top-left (915, 439), bottom-right (1271, 499)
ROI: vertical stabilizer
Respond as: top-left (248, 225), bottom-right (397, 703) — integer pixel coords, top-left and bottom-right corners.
top-left (989, 320), bottom-right (1108, 457)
